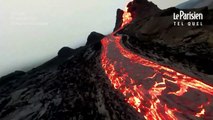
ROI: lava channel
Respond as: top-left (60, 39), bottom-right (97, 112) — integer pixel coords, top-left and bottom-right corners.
top-left (101, 34), bottom-right (213, 120)
top-left (101, 2), bottom-right (213, 119)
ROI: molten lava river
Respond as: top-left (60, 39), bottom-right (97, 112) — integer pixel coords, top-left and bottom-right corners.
top-left (100, 5), bottom-right (213, 120)
top-left (101, 34), bottom-right (213, 120)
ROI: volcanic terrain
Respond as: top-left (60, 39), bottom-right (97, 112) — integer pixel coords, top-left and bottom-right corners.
top-left (0, 0), bottom-right (213, 120)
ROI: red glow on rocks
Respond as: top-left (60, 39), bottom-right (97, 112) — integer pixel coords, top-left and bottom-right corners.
top-left (195, 105), bottom-right (205, 117)
top-left (101, 35), bottom-right (213, 120)
top-left (100, 2), bottom-right (213, 119)
top-left (121, 1), bottom-right (133, 27)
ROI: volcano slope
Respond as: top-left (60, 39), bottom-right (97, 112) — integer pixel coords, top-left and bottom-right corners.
top-left (0, 34), bottom-right (143, 120)
top-left (113, 1), bottom-right (213, 119)
top-left (0, 0), bottom-right (213, 120)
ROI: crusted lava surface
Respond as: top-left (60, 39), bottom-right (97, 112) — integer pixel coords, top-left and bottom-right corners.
top-left (0, 0), bottom-right (213, 120)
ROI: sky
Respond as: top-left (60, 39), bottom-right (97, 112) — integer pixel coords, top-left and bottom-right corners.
top-left (0, 0), bottom-right (188, 77)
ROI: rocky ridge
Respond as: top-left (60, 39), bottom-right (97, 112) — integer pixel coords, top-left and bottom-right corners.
top-left (0, 0), bottom-right (213, 120)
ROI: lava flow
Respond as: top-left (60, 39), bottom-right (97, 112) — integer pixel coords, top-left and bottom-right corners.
top-left (101, 2), bottom-right (213, 120)
top-left (121, 5), bottom-right (132, 27)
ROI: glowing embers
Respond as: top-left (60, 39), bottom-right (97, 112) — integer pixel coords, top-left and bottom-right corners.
top-left (121, 8), bottom-right (132, 27)
top-left (100, 35), bottom-right (213, 120)
top-left (121, 1), bottom-right (133, 27)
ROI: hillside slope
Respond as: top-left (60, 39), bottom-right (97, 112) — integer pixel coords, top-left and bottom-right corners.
top-left (0, 0), bottom-right (213, 120)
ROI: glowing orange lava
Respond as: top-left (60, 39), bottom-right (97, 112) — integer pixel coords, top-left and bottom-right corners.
top-left (101, 35), bottom-right (213, 119)
top-left (100, 2), bottom-right (213, 120)
top-left (121, 1), bottom-right (133, 27)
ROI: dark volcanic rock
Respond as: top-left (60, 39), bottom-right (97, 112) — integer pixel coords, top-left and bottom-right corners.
top-left (114, 0), bottom-right (160, 31)
top-left (127, 0), bottom-right (160, 19)
top-left (56, 43), bottom-right (142, 120)
top-left (121, 6), bottom-right (213, 75)
top-left (86, 32), bottom-right (104, 45)
top-left (0, 71), bottom-right (25, 86)
top-left (113, 9), bottom-right (124, 31)
top-left (0, 38), bottom-right (142, 120)
top-left (0, 0), bottom-right (213, 119)
top-left (58, 47), bottom-right (73, 58)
